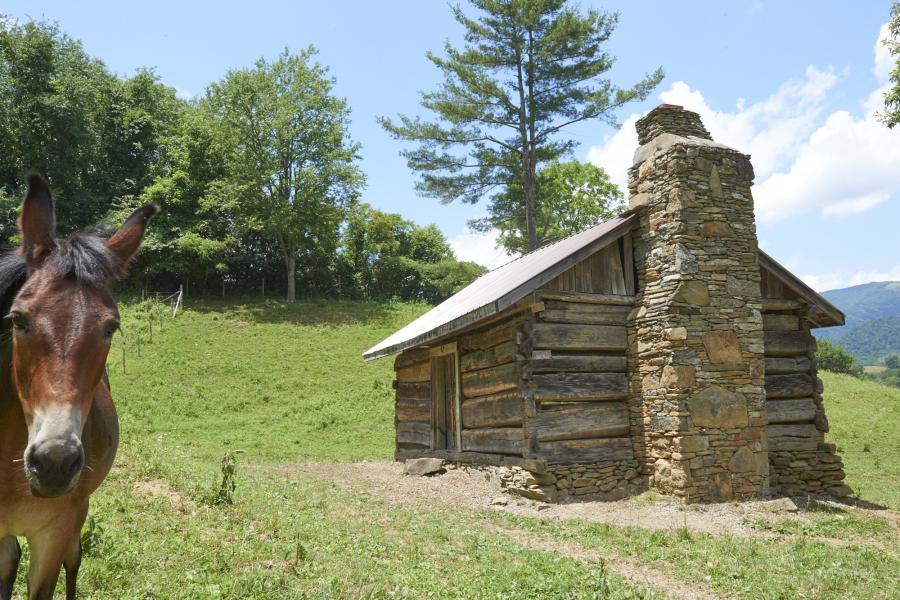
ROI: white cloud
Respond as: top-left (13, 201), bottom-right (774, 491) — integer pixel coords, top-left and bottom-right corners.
top-left (175, 88), bottom-right (196, 101)
top-left (799, 271), bottom-right (847, 292)
top-left (800, 264), bottom-right (900, 292)
top-left (874, 22), bottom-right (893, 82)
top-left (586, 114), bottom-right (638, 191)
top-left (449, 227), bottom-right (516, 269)
top-left (588, 23), bottom-right (900, 225)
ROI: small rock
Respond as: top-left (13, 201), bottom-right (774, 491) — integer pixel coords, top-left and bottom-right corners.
top-left (403, 458), bottom-right (444, 477)
top-left (490, 496), bottom-right (508, 506)
top-left (759, 497), bottom-right (799, 513)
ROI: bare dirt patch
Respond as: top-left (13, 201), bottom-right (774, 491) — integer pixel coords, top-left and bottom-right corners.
top-left (133, 478), bottom-right (198, 512)
top-left (279, 461), bottom-right (894, 538)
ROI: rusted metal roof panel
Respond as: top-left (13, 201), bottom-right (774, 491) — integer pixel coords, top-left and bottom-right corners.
top-left (363, 212), bottom-right (638, 361)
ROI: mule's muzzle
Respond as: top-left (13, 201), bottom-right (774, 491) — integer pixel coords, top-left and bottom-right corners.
top-left (24, 438), bottom-right (84, 498)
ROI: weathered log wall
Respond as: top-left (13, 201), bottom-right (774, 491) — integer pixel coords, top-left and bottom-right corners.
top-left (519, 271), bottom-right (643, 500)
top-left (458, 315), bottom-right (526, 456)
top-left (394, 348), bottom-right (433, 453)
top-left (393, 314), bottom-right (528, 460)
top-left (761, 268), bottom-right (850, 498)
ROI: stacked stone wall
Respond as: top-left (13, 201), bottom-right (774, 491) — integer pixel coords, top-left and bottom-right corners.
top-left (627, 106), bottom-right (769, 502)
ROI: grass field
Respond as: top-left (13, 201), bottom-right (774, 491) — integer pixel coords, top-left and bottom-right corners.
top-left (11, 298), bottom-right (899, 599)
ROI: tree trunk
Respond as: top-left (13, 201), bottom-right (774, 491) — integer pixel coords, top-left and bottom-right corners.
top-left (285, 253), bottom-right (296, 303)
top-left (523, 162), bottom-right (538, 251)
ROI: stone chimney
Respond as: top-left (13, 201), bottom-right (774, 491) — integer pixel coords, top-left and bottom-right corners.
top-left (627, 104), bottom-right (769, 502)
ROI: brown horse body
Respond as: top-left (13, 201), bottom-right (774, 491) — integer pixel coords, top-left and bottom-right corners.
top-left (0, 174), bottom-right (156, 599)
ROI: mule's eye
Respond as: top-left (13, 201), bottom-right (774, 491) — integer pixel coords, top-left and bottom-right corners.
top-left (4, 312), bottom-right (29, 334)
top-left (104, 321), bottom-right (120, 339)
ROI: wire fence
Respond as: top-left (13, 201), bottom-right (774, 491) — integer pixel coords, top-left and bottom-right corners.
top-left (107, 285), bottom-right (183, 375)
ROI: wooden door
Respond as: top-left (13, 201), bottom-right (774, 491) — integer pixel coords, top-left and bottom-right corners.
top-left (431, 353), bottom-right (458, 451)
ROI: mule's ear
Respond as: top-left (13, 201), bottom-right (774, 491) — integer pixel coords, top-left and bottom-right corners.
top-left (106, 204), bottom-right (160, 269)
top-left (18, 171), bottom-right (57, 270)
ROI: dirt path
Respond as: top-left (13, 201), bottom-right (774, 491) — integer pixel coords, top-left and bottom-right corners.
top-left (490, 524), bottom-right (731, 600)
top-left (275, 460), bottom-right (899, 544)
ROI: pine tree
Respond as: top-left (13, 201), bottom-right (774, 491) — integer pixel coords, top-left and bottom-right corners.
top-left (381, 0), bottom-right (662, 251)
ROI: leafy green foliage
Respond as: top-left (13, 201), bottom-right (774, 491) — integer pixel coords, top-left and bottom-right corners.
top-left (381, 0), bottom-right (662, 251)
top-left (881, 2), bottom-right (900, 128)
top-left (470, 159), bottom-right (625, 254)
top-left (205, 47), bottom-right (363, 301)
top-left (339, 203), bottom-right (486, 302)
top-left (816, 339), bottom-right (862, 376)
top-left (0, 20), bottom-right (482, 302)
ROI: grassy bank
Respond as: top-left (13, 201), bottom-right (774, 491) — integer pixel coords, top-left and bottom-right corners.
top-left (10, 298), bottom-right (896, 599)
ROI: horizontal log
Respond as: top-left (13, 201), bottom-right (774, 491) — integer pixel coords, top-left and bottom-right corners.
top-left (527, 402), bottom-right (629, 442)
top-left (532, 323), bottom-right (627, 352)
top-left (533, 436), bottom-right (633, 464)
top-left (395, 347), bottom-right (431, 370)
top-left (462, 391), bottom-right (523, 429)
top-left (763, 314), bottom-right (800, 331)
top-left (459, 317), bottom-right (524, 352)
top-left (767, 423), bottom-right (821, 452)
top-left (396, 381), bottom-right (430, 402)
top-left (396, 361), bottom-right (430, 383)
top-left (767, 398), bottom-right (816, 424)
top-left (538, 300), bottom-right (632, 326)
top-left (764, 331), bottom-right (810, 357)
top-left (538, 290), bottom-right (635, 306)
top-left (396, 398), bottom-right (431, 423)
top-left (396, 421), bottom-right (431, 448)
top-left (764, 356), bottom-right (812, 375)
top-left (460, 340), bottom-right (517, 373)
top-left (533, 372), bottom-right (629, 402)
top-left (766, 373), bottom-right (815, 399)
top-left (462, 362), bottom-right (519, 398)
top-left (762, 298), bottom-right (803, 311)
top-left (461, 428), bottom-right (524, 455)
top-left (524, 354), bottom-right (627, 376)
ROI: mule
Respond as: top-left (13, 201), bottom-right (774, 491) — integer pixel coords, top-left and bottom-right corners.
top-left (0, 173), bottom-right (157, 599)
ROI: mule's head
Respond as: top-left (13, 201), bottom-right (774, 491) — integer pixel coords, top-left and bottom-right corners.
top-left (11, 173), bottom-right (157, 498)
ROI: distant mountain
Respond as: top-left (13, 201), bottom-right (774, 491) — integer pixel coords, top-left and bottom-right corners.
top-left (814, 281), bottom-right (900, 365)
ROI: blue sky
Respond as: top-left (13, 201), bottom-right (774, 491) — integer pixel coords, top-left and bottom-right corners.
top-left (4, 1), bottom-right (899, 290)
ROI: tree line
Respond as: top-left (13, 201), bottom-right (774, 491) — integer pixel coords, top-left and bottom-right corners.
top-left (0, 19), bottom-right (483, 302)
top-left (1, 1), bottom-right (670, 303)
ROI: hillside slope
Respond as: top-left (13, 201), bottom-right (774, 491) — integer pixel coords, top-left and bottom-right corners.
top-left (814, 281), bottom-right (900, 363)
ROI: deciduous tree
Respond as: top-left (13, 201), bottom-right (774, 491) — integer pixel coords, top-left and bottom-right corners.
top-left (882, 2), bottom-right (900, 128)
top-left (469, 159), bottom-right (623, 254)
top-left (206, 47), bottom-right (363, 302)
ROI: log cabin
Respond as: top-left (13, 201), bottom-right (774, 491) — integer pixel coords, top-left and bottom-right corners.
top-left (364, 104), bottom-right (849, 503)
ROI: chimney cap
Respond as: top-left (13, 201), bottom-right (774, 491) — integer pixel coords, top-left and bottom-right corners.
top-left (635, 104), bottom-right (712, 145)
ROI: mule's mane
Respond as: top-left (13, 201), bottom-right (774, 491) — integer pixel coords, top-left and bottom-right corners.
top-left (0, 230), bottom-right (123, 311)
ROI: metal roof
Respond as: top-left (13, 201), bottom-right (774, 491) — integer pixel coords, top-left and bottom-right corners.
top-left (758, 250), bottom-right (845, 327)
top-left (363, 210), bottom-right (845, 361)
top-left (362, 211), bottom-right (639, 361)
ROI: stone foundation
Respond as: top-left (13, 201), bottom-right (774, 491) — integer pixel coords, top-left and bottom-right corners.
top-left (769, 442), bottom-right (850, 498)
top-left (495, 460), bottom-right (646, 503)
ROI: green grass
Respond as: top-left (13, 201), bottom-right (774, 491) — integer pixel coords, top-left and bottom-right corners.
top-left (112, 297), bottom-right (426, 463)
top-left (821, 371), bottom-right (900, 509)
top-left (743, 512), bottom-right (892, 539)
top-left (10, 298), bottom-right (898, 599)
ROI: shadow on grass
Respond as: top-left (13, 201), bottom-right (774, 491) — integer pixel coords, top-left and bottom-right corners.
top-left (172, 295), bottom-right (429, 328)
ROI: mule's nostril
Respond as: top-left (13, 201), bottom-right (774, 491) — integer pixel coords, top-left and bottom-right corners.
top-left (69, 453), bottom-right (84, 475)
top-left (27, 447), bottom-right (44, 473)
